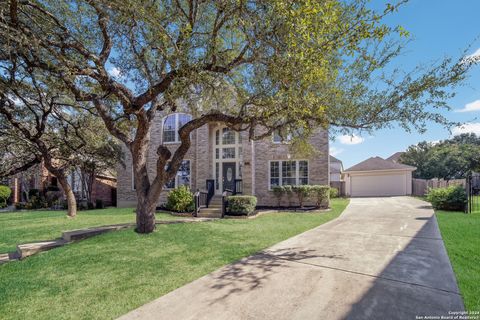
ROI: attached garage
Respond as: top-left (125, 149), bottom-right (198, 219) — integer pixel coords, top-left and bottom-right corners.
top-left (344, 157), bottom-right (416, 197)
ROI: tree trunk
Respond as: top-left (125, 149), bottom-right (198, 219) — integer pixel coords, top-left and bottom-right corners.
top-left (135, 194), bottom-right (156, 233)
top-left (57, 175), bottom-right (77, 217)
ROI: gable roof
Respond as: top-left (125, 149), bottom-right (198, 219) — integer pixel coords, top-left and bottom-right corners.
top-left (386, 152), bottom-right (404, 163)
top-left (329, 155), bottom-right (342, 163)
top-left (344, 156), bottom-right (416, 172)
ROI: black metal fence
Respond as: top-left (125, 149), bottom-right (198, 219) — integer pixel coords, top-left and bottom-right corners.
top-left (466, 174), bottom-right (480, 213)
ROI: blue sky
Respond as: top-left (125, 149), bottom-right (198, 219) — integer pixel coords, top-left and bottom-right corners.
top-left (331, 0), bottom-right (480, 169)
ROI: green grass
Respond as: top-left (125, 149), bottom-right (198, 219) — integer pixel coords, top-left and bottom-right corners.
top-left (436, 209), bottom-right (480, 312)
top-left (0, 208), bottom-right (181, 253)
top-left (0, 198), bottom-right (349, 320)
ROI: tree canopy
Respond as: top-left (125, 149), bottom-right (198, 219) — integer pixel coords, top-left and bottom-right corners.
top-left (0, 0), bottom-right (477, 232)
top-left (400, 133), bottom-right (480, 180)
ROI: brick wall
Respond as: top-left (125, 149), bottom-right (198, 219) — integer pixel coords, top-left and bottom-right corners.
top-left (116, 112), bottom-right (330, 208)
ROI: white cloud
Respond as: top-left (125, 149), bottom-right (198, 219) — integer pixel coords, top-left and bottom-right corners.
top-left (330, 146), bottom-right (344, 156)
top-left (462, 48), bottom-right (480, 64)
top-left (454, 99), bottom-right (480, 113)
top-left (452, 122), bottom-right (480, 136)
top-left (338, 134), bottom-right (365, 145)
top-left (108, 66), bottom-right (121, 78)
top-left (467, 48), bottom-right (480, 59)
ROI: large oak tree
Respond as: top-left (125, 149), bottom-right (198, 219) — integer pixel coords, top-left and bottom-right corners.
top-left (0, 0), bottom-right (476, 232)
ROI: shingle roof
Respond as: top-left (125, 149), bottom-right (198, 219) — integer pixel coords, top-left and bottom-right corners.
top-left (329, 155), bottom-right (342, 163)
top-left (386, 152), bottom-right (404, 163)
top-left (344, 157), bottom-right (416, 172)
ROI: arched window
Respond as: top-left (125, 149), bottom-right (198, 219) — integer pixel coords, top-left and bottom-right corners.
top-left (162, 113), bottom-right (192, 143)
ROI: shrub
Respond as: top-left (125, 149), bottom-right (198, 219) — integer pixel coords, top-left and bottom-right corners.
top-left (329, 187), bottom-right (339, 199)
top-left (292, 185), bottom-right (312, 207)
top-left (0, 185), bottom-right (11, 208)
top-left (15, 202), bottom-right (25, 210)
top-left (272, 186), bottom-right (284, 207)
top-left (426, 185), bottom-right (467, 211)
top-left (28, 189), bottom-right (40, 198)
top-left (312, 185), bottom-right (330, 208)
top-left (45, 191), bottom-right (62, 206)
top-left (227, 195), bottom-right (257, 215)
top-left (283, 185), bottom-right (294, 207)
top-left (24, 195), bottom-right (48, 209)
top-left (166, 185), bottom-right (194, 212)
top-left (95, 199), bottom-right (105, 209)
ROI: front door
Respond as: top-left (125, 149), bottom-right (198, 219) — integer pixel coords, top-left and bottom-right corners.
top-left (222, 162), bottom-right (236, 191)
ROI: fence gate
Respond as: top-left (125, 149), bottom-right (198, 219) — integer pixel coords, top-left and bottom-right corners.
top-left (466, 174), bottom-right (480, 213)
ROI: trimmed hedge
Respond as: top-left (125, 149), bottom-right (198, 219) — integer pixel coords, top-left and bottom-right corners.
top-left (312, 185), bottom-right (330, 208)
top-left (227, 195), bottom-right (257, 215)
top-left (0, 185), bottom-right (11, 208)
top-left (329, 187), bottom-right (339, 199)
top-left (166, 185), bottom-right (195, 212)
top-left (271, 184), bottom-right (330, 208)
top-left (426, 185), bottom-right (467, 211)
top-left (292, 185), bottom-right (311, 207)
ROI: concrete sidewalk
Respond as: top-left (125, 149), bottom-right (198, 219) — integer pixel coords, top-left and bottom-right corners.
top-left (118, 197), bottom-right (464, 320)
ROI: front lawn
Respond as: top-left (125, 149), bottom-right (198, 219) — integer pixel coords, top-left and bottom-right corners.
top-left (0, 198), bottom-right (349, 320)
top-left (0, 208), bottom-right (180, 253)
top-left (436, 209), bottom-right (480, 312)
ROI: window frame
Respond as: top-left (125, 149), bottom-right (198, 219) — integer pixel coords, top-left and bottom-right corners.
top-left (268, 160), bottom-right (309, 190)
top-left (272, 130), bottom-right (293, 144)
top-left (162, 113), bottom-right (193, 144)
top-left (164, 159), bottom-right (191, 190)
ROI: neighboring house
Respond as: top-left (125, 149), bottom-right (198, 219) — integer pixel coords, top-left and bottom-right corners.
top-left (386, 151), bottom-right (404, 164)
top-left (6, 162), bottom-right (117, 206)
top-left (117, 112), bottom-right (329, 207)
top-left (329, 155), bottom-right (344, 182)
top-left (329, 155), bottom-right (345, 196)
top-left (343, 156), bottom-right (416, 197)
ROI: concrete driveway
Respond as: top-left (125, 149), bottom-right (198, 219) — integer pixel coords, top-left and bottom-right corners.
top-left (118, 197), bottom-right (464, 320)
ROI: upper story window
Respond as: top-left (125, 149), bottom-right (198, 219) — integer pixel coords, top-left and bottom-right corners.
top-left (162, 113), bottom-right (192, 143)
top-left (273, 130), bottom-right (293, 144)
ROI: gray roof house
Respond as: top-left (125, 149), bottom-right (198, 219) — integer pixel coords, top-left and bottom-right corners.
top-left (343, 156), bottom-right (416, 197)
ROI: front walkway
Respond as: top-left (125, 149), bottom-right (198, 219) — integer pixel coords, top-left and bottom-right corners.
top-left (118, 197), bottom-right (464, 320)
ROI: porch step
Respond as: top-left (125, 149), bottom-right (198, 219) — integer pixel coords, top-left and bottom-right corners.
top-left (209, 196), bottom-right (223, 206)
top-left (197, 207), bottom-right (222, 218)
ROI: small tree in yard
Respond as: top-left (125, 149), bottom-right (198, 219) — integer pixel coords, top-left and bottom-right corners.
top-left (0, 70), bottom-right (118, 217)
top-left (0, 185), bottom-right (11, 207)
top-left (76, 115), bottom-right (123, 205)
top-left (1, 1), bottom-right (477, 233)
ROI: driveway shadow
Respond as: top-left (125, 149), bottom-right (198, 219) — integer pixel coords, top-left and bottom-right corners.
top-left (208, 249), bottom-right (324, 305)
top-left (341, 217), bottom-right (464, 320)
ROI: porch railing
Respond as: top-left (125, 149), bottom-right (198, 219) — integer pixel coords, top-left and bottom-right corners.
top-left (193, 179), bottom-right (216, 217)
top-left (193, 191), bottom-right (207, 217)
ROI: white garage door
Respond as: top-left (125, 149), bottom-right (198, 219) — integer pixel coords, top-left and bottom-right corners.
top-left (350, 173), bottom-right (407, 197)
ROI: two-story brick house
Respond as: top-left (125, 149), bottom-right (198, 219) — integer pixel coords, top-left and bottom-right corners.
top-left (117, 112), bottom-right (329, 208)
